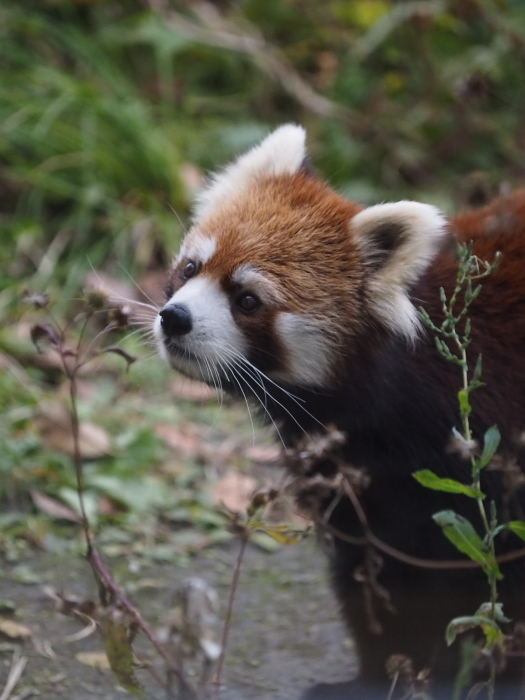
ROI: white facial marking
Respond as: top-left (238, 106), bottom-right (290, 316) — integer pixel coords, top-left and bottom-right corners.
top-left (273, 312), bottom-right (333, 388)
top-left (178, 233), bottom-right (216, 265)
top-left (154, 275), bottom-right (247, 383)
top-left (231, 264), bottom-right (283, 305)
top-left (351, 201), bottom-right (447, 339)
top-left (194, 124), bottom-right (307, 221)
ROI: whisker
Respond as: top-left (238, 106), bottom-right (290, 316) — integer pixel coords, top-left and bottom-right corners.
top-left (201, 357), bottom-right (225, 434)
top-left (113, 327), bottom-right (150, 344)
top-left (117, 263), bottom-right (160, 310)
top-left (223, 354), bottom-right (294, 443)
top-left (225, 365), bottom-right (257, 446)
top-left (222, 356), bottom-right (286, 447)
top-left (85, 259), bottom-right (160, 313)
top-left (222, 342), bottom-right (306, 405)
top-left (167, 202), bottom-right (188, 236)
top-left (220, 344), bottom-right (325, 432)
top-left (110, 298), bottom-right (159, 313)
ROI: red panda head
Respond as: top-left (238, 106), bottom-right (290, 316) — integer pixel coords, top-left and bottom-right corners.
top-left (154, 125), bottom-right (447, 391)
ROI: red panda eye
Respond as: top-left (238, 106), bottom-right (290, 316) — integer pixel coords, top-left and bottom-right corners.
top-left (237, 293), bottom-right (260, 315)
top-left (182, 261), bottom-right (197, 280)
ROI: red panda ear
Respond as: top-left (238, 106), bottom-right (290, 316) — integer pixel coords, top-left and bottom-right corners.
top-left (193, 124), bottom-right (307, 221)
top-left (350, 201), bottom-right (448, 338)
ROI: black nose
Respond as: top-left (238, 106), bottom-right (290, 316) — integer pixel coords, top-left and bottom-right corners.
top-left (159, 304), bottom-right (193, 336)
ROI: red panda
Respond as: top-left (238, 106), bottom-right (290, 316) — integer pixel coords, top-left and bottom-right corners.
top-left (154, 125), bottom-right (525, 699)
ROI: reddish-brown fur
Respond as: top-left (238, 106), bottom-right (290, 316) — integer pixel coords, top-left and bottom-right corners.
top-left (420, 189), bottom-right (525, 437)
top-left (199, 174), bottom-right (364, 340)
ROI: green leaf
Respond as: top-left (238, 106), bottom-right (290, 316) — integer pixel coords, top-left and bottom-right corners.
top-left (476, 425), bottom-right (500, 472)
top-left (249, 532), bottom-right (282, 552)
top-left (473, 354), bottom-right (483, 383)
top-left (99, 613), bottom-right (145, 697)
top-left (475, 602), bottom-right (511, 624)
top-left (433, 511), bottom-right (501, 581)
top-left (413, 470), bottom-right (484, 499)
top-left (446, 615), bottom-right (502, 646)
top-left (506, 520), bottom-right (525, 542)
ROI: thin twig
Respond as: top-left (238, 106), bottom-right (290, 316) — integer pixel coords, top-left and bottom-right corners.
top-left (322, 479), bottom-right (525, 570)
top-left (85, 546), bottom-right (193, 691)
top-left (386, 671), bottom-right (399, 700)
top-left (213, 534), bottom-right (248, 697)
top-left (0, 650), bottom-right (28, 700)
top-left (55, 308), bottom-right (195, 696)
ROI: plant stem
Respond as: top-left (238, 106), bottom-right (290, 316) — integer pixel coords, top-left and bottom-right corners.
top-left (456, 342), bottom-right (497, 621)
top-left (213, 534), bottom-right (248, 697)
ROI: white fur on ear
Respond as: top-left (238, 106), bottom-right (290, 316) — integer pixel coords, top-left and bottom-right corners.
top-left (350, 201), bottom-right (447, 338)
top-left (193, 124), bottom-right (307, 221)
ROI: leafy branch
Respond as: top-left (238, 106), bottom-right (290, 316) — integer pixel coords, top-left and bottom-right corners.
top-left (415, 243), bottom-right (525, 699)
top-left (28, 289), bottom-right (200, 699)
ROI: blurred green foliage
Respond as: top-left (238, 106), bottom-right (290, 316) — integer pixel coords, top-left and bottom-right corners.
top-left (2, 0), bottom-right (525, 302)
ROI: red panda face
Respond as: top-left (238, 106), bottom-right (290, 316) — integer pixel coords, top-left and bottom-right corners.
top-left (154, 125), bottom-right (447, 392)
top-left (155, 173), bottom-right (364, 389)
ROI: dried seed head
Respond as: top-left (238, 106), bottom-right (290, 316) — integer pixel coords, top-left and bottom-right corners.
top-left (30, 323), bottom-right (60, 352)
top-left (385, 654), bottom-right (414, 683)
top-left (487, 455), bottom-right (525, 494)
top-left (84, 286), bottom-right (109, 311)
top-left (446, 429), bottom-right (478, 461)
top-left (109, 305), bottom-right (131, 329)
top-left (22, 289), bottom-right (50, 309)
top-left (247, 488), bottom-right (280, 518)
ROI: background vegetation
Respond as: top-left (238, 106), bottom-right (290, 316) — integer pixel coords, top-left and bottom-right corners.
top-left (3, 0), bottom-right (525, 560)
top-left (2, 0), bottom-right (525, 299)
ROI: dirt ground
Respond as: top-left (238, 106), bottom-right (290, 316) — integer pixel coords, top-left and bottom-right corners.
top-left (0, 539), bottom-right (357, 700)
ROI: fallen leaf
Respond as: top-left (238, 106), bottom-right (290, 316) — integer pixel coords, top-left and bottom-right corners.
top-left (75, 651), bottom-right (110, 670)
top-left (97, 495), bottom-right (122, 517)
top-left (243, 445), bottom-right (280, 464)
top-left (170, 377), bottom-right (216, 402)
top-left (210, 471), bottom-right (257, 513)
top-left (0, 618), bottom-right (32, 640)
top-left (35, 403), bottom-right (110, 459)
top-left (30, 490), bottom-right (81, 522)
top-left (155, 423), bottom-right (207, 459)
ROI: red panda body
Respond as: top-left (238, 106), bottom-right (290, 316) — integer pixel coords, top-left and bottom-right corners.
top-left (154, 126), bottom-right (525, 698)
